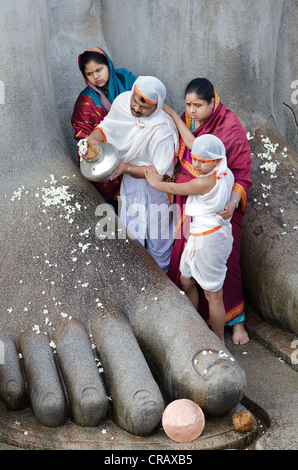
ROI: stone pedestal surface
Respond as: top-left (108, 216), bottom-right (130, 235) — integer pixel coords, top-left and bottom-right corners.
top-left (0, 0), bottom-right (297, 449)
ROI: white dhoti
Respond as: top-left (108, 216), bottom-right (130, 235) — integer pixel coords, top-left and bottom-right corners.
top-left (120, 174), bottom-right (175, 273)
top-left (179, 220), bottom-right (233, 292)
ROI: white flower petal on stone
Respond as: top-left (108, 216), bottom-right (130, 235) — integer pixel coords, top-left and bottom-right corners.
top-left (78, 139), bottom-right (89, 156)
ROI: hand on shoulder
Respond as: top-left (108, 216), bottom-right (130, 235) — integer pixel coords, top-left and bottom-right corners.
top-left (162, 103), bottom-right (178, 119)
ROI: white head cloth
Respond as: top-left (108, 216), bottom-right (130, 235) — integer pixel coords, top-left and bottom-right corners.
top-left (98, 76), bottom-right (178, 164)
top-left (191, 134), bottom-right (228, 178)
top-left (133, 75), bottom-right (166, 113)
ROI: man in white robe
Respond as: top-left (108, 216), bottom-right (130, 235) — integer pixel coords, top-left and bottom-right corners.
top-left (87, 76), bottom-right (179, 273)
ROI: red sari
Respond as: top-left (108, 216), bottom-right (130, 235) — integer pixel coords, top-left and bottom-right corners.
top-left (168, 94), bottom-right (252, 324)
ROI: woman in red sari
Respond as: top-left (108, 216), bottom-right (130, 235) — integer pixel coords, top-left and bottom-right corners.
top-left (165, 78), bottom-right (252, 345)
top-left (71, 47), bottom-right (136, 208)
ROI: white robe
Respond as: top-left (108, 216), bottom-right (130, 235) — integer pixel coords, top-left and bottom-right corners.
top-left (180, 166), bottom-right (234, 292)
top-left (97, 77), bottom-right (179, 272)
top-left (98, 90), bottom-right (178, 174)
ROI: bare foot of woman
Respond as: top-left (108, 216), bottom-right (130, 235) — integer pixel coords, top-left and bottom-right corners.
top-left (232, 323), bottom-right (249, 345)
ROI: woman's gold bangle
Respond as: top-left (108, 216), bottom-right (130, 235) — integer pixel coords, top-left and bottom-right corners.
top-left (127, 164), bottom-right (132, 174)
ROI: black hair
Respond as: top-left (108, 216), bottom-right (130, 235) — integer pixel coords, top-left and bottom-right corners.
top-left (80, 51), bottom-right (108, 75)
top-left (185, 78), bottom-right (215, 104)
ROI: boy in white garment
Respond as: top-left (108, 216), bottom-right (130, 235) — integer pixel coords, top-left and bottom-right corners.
top-left (85, 76), bottom-right (178, 273)
top-left (145, 134), bottom-right (234, 343)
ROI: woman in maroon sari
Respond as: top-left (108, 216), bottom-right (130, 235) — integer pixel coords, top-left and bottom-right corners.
top-left (71, 47), bottom-right (136, 209)
top-left (165, 78), bottom-right (252, 345)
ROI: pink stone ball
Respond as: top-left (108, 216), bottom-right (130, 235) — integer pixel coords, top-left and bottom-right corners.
top-left (162, 399), bottom-right (205, 443)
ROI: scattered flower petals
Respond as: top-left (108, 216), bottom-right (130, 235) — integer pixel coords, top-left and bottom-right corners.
top-left (78, 138), bottom-right (88, 156)
top-left (33, 325), bottom-right (40, 334)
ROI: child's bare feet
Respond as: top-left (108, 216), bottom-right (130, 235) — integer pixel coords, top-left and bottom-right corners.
top-left (232, 322), bottom-right (249, 345)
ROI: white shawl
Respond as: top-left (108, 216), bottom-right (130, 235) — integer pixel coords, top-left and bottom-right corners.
top-left (97, 76), bottom-right (179, 164)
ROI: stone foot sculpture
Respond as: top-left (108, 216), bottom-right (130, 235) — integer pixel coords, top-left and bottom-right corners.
top-left (242, 129), bottom-right (298, 335)
top-left (0, 1), bottom-right (246, 435)
top-left (0, 172), bottom-right (247, 432)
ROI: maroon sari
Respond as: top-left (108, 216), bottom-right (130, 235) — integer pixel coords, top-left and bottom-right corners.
top-left (168, 95), bottom-right (252, 324)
